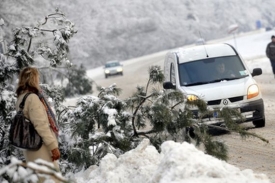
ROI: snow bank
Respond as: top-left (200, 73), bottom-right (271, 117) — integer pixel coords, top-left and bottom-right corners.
top-left (74, 139), bottom-right (270, 183)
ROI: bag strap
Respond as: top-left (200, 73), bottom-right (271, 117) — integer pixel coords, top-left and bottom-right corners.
top-left (19, 93), bottom-right (32, 110)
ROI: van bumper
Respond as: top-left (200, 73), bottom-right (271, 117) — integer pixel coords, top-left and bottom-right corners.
top-left (240, 98), bottom-right (265, 122)
top-left (194, 98), bottom-right (265, 125)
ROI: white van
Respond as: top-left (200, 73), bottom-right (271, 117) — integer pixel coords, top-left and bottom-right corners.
top-left (163, 43), bottom-right (265, 127)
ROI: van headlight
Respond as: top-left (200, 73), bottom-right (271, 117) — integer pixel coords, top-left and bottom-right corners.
top-left (117, 67), bottom-right (123, 72)
top-left (247, 84), bottom-right (259, 99)
top-left (105, 70), bottom-right (110, 74)
top-left (187, 94), bottom-right (199, 101)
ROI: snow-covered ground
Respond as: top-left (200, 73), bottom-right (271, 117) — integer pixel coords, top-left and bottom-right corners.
top-left (70, 30), bottom-right (275, 183)
top-left (74, 139), bottom-right (270, 183)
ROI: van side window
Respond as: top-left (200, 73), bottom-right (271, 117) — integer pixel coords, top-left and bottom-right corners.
top-left (179, 65), bottom-right (190, 85)
top-left (170, 63), bottom-right (176, 85)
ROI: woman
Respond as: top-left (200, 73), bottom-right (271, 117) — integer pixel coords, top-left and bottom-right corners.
top-left (15, 67), bottom-right (60, 182)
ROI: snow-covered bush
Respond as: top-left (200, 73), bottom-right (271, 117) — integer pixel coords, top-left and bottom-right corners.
top-left (0, 9), bottom-right (76, 182)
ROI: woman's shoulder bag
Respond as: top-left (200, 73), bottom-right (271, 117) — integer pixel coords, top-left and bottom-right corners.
top-left (9, 92), bottom-right (43, 151)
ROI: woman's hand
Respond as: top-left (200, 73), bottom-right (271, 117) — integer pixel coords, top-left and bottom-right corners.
top-left (51, 148), bottom-right (61, 161)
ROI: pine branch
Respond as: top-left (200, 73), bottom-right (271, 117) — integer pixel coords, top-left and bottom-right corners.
top-left (145, 78), bottom-right (151, 94)
top-left (206, 124), bottom-right (230, 132)
top-left (233, 130), bottom-right (269, 143)
top-left (171, 100), bottom-right (184, 110)
top-left (38, 28), bottom-right (58, 33)
top-left (137, 129), bottom-right (158, 136)
top-left (131, 94), bottom-right (153, 137)
top-left (41, 12), bottom-right (65, 25)
top-left (27, 37), bottom-right (32, 52)
top-left (1, 161), bottom-right (69, 182)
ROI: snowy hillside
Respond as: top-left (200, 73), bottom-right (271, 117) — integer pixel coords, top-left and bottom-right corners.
top-left (1, 0), bottom-right (275, 68)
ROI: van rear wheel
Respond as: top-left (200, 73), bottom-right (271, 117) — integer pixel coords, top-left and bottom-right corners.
top-left (253, 118), bottom-right (265, 128)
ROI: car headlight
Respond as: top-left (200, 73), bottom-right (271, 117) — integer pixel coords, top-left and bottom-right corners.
top-left (247, 84), bottom-right (259, 99)
top-left (187, 94), bottom-right (199, 101)
top-left (117, 68), bottom-right (123, 72)
top-left (105, 70), bottom-right (110, 74)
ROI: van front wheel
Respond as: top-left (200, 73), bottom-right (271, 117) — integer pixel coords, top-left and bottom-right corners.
top-left (253, 118), bottom-right (265, 128)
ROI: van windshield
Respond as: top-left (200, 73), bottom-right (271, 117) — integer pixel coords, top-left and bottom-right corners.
top-left (178, 55), bottom-right (249, 86)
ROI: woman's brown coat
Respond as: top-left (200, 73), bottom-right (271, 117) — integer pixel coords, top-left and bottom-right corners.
top-left (16, 92), bottom-right (60, 182)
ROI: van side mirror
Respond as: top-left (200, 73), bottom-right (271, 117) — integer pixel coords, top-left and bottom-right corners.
top-left (251, 68), bottom-right (262, 77)
top-left (163, 82), bottom-right (176, 89)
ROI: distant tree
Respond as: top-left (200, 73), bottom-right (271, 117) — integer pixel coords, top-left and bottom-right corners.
top-left (63, 64), bottom-right (92, 97)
